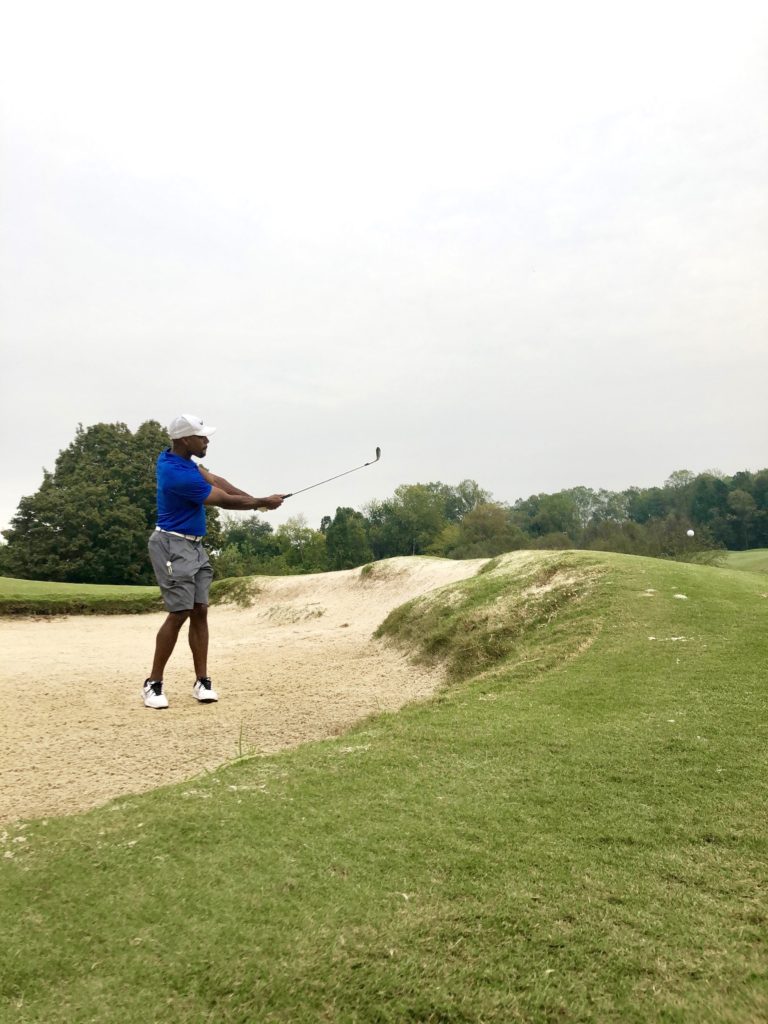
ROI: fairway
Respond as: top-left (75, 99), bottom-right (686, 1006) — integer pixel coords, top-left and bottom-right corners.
top-left (723, 548), bottom-right (768, 574)
top-left (2, 550), bottom-right (767, 1023)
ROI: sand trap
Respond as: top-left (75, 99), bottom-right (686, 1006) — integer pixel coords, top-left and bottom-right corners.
top-left (0, 557), bottom-right (485, 823)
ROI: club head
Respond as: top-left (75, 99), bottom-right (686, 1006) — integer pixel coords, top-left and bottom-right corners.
top-left (375, 446), bottom-right (381, 461)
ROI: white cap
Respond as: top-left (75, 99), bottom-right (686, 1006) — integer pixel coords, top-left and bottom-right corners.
top-left (168, 414), bottom-right (218, 440)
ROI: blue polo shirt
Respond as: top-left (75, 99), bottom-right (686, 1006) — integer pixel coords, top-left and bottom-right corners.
top-left (156, 449), bottom-right (213, 536)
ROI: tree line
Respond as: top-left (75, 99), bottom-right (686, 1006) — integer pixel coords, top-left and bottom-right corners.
top-left (1, 421), bottom-right (766, 584)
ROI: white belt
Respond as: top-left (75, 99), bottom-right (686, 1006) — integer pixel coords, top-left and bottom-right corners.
top-left (155, 527), bottom-right (204, 542)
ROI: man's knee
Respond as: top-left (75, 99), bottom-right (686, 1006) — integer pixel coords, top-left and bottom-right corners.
top-left (166, 609), bottom-right (191, 629)
top-left (190, 603), bottom-right (208, 621)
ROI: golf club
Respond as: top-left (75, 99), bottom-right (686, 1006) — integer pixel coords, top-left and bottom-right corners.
top-left (284, 447), bottom-right (381, 499)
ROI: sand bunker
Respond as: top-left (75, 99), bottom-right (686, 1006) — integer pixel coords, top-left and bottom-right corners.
top-left (0, 557), bottom-right (485, 823)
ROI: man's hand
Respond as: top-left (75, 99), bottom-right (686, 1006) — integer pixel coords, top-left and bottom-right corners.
top-left (254, 494), bottom-right (286, 511)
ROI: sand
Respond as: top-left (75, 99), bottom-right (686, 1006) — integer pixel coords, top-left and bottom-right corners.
top-left (0, 557), bottom-right (485, 823)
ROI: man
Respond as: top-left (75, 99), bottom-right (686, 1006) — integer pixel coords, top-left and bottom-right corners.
top-left (143, 413), bottom-right (285, 709)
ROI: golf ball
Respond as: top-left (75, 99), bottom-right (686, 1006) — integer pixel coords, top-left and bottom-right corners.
top-left (686, 529), bottom-right (695, 537)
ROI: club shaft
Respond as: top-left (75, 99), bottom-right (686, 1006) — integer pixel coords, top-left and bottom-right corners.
top-left (286, 462), bottom-right (373, 498)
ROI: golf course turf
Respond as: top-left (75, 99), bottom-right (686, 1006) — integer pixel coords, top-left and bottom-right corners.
top-left (1, 550), bottom-right (766, 1023)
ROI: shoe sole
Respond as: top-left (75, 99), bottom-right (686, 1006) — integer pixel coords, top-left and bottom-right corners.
top-left (194, 696), bottom-right (218, 703)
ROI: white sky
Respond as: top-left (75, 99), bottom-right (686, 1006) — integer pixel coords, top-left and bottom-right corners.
top-left (1, 0), bottom-right (766, 533)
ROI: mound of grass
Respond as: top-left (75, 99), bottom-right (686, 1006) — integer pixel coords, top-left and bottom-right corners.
top-left (0, 576), bottom-right (162, 616)
top-left (375, 551), bottom-right (606, 681)
top-left (358, 560), bottom-right (407, 584)
top-left (209, 576), bottom-right (262, 608)
top-left (2, 552), bottom-right (767, 1023)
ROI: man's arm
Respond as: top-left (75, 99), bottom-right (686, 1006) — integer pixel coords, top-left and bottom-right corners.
top-left (198, 465), bottom-right (285, 510)
top-left (198, 465), bottom-right (251, 497)
top-left (203, 486), bottom-right (285, 511)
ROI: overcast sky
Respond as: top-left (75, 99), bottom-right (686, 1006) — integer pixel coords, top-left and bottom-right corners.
top-left (1, 0), bottom-right (766, 534)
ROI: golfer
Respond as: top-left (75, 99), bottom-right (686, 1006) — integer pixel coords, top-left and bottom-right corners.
top-left (143, 414), bottom-right (285, 709)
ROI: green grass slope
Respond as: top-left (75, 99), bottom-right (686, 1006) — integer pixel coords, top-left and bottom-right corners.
top-left (722, 549), bottom-right (768, 574)
top-left (0, 575), bottom-right (257, 615)
top-left (0, 576), bottom-right (162, 615)
top-left (1, 551), bottom-right (766, 1023)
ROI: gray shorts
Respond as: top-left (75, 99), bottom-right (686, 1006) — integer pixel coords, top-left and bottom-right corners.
top-left (148, 530), bottom-right (214, 612)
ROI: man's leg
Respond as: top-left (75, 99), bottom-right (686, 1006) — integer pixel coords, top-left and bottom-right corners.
top-left (149, 610), bottom-right (191, 681)
top-left (188, 603), bottom-right (209, 680)
top-left (190, 554), bottom-right (217, 702)
top-left (189, 600), bottom-right (217, 703)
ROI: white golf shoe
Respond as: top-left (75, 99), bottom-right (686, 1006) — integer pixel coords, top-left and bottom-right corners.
top-left (142, 680), bottom-right (169, 709)
top-left (193, 677), bottom-right (219, 703)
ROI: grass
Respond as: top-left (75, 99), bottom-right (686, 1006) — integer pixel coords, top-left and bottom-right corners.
top-left (1, 551), bottom-right (767, 1022)
top-left (0, 575), bottom-right (262, 615)
top-left (374, 551), bottom-right (605, 682)
top-left (0, 576), bottom-right (163, 615)
top-left (209, 576), bottom-right (262, 608)
top-left (722, 549), bottom-right (768, 574)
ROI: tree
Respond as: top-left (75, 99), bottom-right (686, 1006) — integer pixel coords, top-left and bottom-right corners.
top-left (217, 515), bottom-right (281, 564)
top-left (213, 515), bottom-right (329, 577)
top-left (432, 502), bottom-right (527, 558)
top-left (363, 481), bottom-right (496, 559)
top-left (749, 471), bottom-right (768, 547)
top-left (514, 492), bottom-right (581, 541)
top-left (427, 523), bottom-right (462, 558)
top-left (559, 487), bottom-right (600, 530)
top-left (597, 489), bottom-right (631, 523)
top-left (214, 544), bottom-right (248, 580)
top-left (365, 485), bottom-right (447, 558)
top-left (275, 516), bottom-right (328, 573)
top-left (689, 474), bottom-right (730, 528)
top-left (725, 490), bottom-right (757, 550)
top-left (664, 469), bottom-right (696, 490)
top-left (1, 421), bottom-right (209, 584)
top-left (624, 486), bottom-right (670, 524)
top-left (325, 507), bottom-right (373, 570)
top-left (530, 532), bottom-right (573, 550)
top-left (585, 514), bottom-right (721, 561)
top-left (439, 480), bottom-right (493, 521)
top-left (391, 484), bottom-right (449, 554)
